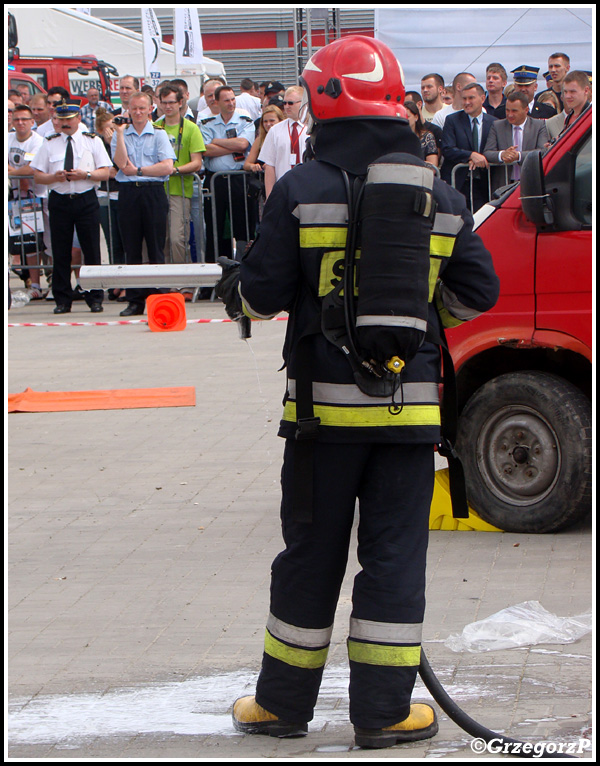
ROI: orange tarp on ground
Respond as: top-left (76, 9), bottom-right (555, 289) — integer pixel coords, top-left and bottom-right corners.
top-left (8, 386), bottom-right (196, 413)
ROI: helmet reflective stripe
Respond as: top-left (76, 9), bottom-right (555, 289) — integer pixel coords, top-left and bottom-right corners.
top-left (343, 52), bottom-right (384, 83)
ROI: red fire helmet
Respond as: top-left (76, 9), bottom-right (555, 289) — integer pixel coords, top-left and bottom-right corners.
top-left (300, 35), bottom-right (407, 123)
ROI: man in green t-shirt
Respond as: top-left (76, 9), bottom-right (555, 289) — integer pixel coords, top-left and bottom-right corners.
top-left (155, 84), bottom-right (205, 263)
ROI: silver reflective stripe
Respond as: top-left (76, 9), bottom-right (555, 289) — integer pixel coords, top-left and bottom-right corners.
top-left (292, 203), bottom-right (348, 225)
top-left (438, 282), bottom-right (483, 321)
top-left (356, 315), bottom-right (428, 331)
top-left (287, 380), bottom-right (440, 406)
top-left (239, 288), bottom-right (278, 320)
top-left (366, 163), bottom-right (434, 190)
top-left (267, 613), bottom-right (333, 648)
top-left (432, 212), bottom-right (464, 237)
top-left (349, 617), bottom-right (423, 644)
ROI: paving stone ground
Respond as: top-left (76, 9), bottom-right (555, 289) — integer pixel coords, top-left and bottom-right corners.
top-left (7, 290), bottom-right (593, 760)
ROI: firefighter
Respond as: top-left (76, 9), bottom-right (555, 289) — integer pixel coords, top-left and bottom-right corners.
top-left (221, 36), bottom-right (500, 748)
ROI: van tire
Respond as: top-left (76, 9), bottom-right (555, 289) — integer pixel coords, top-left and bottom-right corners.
top-left (456, 371), bottom-right (591, 533)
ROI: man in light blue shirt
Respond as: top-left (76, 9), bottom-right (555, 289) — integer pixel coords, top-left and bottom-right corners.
top-left (200, 85), bottom-right (256, 261)
top-left (112, 90), bottom-right (176, 315)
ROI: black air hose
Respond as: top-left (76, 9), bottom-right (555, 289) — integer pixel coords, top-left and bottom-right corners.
top-left (419, 652), bottom-right (576, 759)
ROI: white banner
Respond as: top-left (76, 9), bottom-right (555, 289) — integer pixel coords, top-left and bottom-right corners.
top-left (174, 8), bottom-right (204, 69)
top-left (141, 7), bottom-right (162, 87)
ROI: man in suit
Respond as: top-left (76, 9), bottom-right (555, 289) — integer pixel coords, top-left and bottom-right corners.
top-left (441, 82), bottom-right (497, 212)
top-left (483, 91), bottom-right (549, 192)
top-left (511, 65), bottom-right (557, 120)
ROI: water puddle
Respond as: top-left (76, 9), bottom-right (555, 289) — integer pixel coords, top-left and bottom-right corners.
top-left (7, 661), bottom-right (581, 747)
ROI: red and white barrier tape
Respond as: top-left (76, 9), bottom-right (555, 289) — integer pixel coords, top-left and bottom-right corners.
top-left (8, 316), bottom-right (288, 328)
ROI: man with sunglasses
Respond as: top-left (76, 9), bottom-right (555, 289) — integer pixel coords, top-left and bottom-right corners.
top-left (258, 85), bottom-right (307, 198)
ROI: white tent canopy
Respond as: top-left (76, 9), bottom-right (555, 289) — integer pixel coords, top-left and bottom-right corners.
top-left (375, 6), bottom-right (593, 92)
top-left (8, 6), bottom-right (225, 97)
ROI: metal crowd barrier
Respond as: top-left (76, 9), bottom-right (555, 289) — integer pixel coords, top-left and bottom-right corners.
top-left (449, 162), bottom-right (514, 211)
top-left (9, 168), bottom-right (264, 298)
top-left (207, 169), bottom-right (257, 261)
top-left (8, 177), bottom-right (49, 276)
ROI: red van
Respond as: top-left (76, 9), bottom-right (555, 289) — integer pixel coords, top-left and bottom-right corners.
top-left (447, 107), bottom-right (592, 533)
top-left (8, 69), bottom-right (46, 100)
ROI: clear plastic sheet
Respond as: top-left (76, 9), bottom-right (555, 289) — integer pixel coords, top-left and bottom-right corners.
top-left (444, 600), bottom-right (592, 652)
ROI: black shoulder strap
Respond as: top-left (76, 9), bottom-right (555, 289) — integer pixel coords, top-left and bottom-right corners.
top-left (427, 322), bottom-right (469, 519)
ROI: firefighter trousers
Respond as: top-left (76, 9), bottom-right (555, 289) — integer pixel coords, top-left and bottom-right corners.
top-left (255, 440), bottom-right (434, 729)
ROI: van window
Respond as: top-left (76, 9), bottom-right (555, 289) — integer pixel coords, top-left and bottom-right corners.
top-left (573, 134), bottom-right (592, 226)
top-left (21, 69), bottom-right (48, 90)
top-left (10, 76), bottom-right (44, 98)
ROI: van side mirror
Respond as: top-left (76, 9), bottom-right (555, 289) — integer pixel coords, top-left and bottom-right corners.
top-left (519, 150), bottom-right (554, 227)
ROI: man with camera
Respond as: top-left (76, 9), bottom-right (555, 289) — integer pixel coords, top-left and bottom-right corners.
top-left (199, 85), bottom-right (255, 263)
top-left (111, 90), bottom-right (175, 316)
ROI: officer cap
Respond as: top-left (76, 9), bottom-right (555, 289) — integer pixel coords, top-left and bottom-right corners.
top-left (543, 71), bottom-right (552, 84)
top-left (268, 95), bottom-right (285, 109)
top-left (511, 65), bottom-right (539, 85)
top-left (264, 81), bottom-right (285, 94)
top-left (55, 99), bottom-right (81, 119)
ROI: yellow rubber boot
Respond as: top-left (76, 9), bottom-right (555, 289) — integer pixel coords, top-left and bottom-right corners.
top-left (232, 695), bottom-right (308, 738)
top-left (354, 702), bottom-right (438, 748)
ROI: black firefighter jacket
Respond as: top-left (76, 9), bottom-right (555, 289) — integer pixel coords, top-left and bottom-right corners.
top-left (239, 156), bottom-right (500, 445)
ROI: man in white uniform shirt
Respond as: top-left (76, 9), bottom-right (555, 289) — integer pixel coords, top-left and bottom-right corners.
top-left (258, 86), bottom-right (307, 198)
top-left (8, 104), bottom-right (46, 298)
top-left (235, 78), bottom-right (262, 121)
top-left (32, 100), bottom-right (112, 314)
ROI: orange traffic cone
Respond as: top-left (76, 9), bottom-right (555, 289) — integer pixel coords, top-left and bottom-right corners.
top-left (146, 293), bottom-right (187, 332)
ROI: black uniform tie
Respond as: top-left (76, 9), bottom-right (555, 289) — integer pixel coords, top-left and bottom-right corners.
top-left (64, 136), bottom-right (74, 171)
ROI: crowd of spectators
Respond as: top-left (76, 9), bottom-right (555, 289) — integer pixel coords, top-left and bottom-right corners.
top-left (8, 50), bottom-right (592, 310)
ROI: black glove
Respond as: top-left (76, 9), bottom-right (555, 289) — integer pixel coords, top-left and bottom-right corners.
top-left (215, 256), bottom-right (243, 321)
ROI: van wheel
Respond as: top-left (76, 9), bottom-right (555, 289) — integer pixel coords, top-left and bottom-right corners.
top-left (456, 372), bottom-right (591, 533)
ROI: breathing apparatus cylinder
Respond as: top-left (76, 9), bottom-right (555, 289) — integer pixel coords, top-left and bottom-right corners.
top-left (356, 154), bottom-right (436, 374)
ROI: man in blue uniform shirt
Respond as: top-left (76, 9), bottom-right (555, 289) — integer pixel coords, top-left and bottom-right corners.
top-left (199, 85), bottom-right (256, 262)
top-left (112, 90), bottom-right (175, 316)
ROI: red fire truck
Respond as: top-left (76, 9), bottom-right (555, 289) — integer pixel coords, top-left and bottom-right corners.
top-left (447, 107), bottom-right (592, 533)
top-left (8, 11), bottom-right (116, 106)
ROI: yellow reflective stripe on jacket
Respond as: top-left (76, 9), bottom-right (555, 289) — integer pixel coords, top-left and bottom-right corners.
top-left (264, 630), bottom-right (329, 669)
top-left (430, 234), bottom-right (455, 258)
top-left (428, 234), bottom-right (457, 300)
top-left (347, 640), bottom-right (421, 667)
top-left (299, 227), bottom-right (348, 249)
top-left (283, 401), bottom-right (440, 428)
top-left (318, 251), bottom-right (360, 297)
